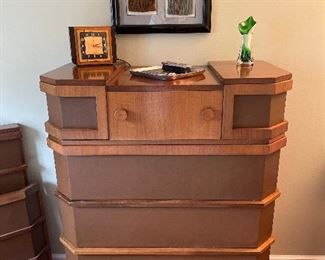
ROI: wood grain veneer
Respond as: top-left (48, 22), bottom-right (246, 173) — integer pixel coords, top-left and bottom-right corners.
top-left (106, 66), bottom-right (222, 92)
top-left (61, 236), bottom-right (274, 258)
top-left (47, 136), bottom-right (286, 156)
top-left (40, 63), bottom-right (126, 86)
top-left (208, 61), bottom-right (292, 84)
top-left (108, 90), bottom-right (223, 140)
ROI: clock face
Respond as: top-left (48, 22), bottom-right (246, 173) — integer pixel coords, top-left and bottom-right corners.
top-left (70, 26), bottom-right (116, 65)
top-left (79, 32), bottom-right (109, 60)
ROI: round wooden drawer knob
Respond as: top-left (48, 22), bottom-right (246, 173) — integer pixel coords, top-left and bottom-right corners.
top-left (114, 108), bottom-right (128, 121)
top-left (201, 107), bottom-right (216, 121)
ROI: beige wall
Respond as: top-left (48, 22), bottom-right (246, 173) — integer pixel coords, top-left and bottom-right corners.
top-left (0, 0), bottom-right (324, 255)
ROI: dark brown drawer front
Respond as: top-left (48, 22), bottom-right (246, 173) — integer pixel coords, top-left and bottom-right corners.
top-left (0, 220), bottom-right (47, 260)
top-left (0, 184), bottom-right (42, 236)
top-left (55, 152), bottom-right (279, 201)
top-left (0, 165), bottom-right (27, 195)
top-left (41, 83), bottom-right (108, 140)
top-left (58, 192), bottom-right (277, 249)
top-left (233, 93), bottom-right (286, 128)
top-left (0, 139), bottom-right (24, 170)
top-left (47, 95), bottom-right (98, 129)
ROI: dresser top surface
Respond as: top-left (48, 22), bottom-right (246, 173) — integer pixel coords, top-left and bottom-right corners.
top-left (40, 63), bottom-right (222, 91)
top-left (40, 63), bottom-right (125, 86)
top-left (107, 66), bottom-right (222, 91)
top-left (40, 61), bottom-right (292, 89)
top-left (209, 61), bottom-right (292, 85)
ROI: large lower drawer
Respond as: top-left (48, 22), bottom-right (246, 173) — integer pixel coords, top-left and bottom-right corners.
top-left (0, 218), bottom-right (48, 260)
top-left (57, 191), bottom-right (279, 249)
top-left (0, 139), bottom-right (24, 169)
top-left (0, 183), bottom-right (42, 236)
top-left (61, 236), bottom-right (273, 260)
top-left (0, 135), bottom-right (24, 170)
top-left (55, 151), bottom-right (280, 201)
top-left (0, 164), bottom-right (27, 194)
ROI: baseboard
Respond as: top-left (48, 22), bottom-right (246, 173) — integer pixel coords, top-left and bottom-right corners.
top-left (271, 256), bottom-right (325, 260)
top-left (52, 254), bottom-right (325, 260)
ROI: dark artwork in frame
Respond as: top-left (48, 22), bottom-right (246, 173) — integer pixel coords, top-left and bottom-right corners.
top-left (166, 0), bottom-right (195, 17)
top-left (112, 0), bottom-right (211, 34)
top-left (127, 0), bottom-right (157, 13)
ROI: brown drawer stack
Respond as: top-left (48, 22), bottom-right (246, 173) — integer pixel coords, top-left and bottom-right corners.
top-left (0, 124), bottom-right (26, 194)
top-left (0, 124), bottom-right (51, 260)
top-left (40, 61), bottom-right (292, 259)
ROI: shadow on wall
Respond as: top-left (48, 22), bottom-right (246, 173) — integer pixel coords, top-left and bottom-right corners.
top-left (20, 124), bottom-right (63, 253)
top-left (41, 181), bottom-right (63, 253)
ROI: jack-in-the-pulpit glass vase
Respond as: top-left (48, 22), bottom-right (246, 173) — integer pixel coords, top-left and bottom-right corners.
top-left (237, 16), bottom-right (256, 66)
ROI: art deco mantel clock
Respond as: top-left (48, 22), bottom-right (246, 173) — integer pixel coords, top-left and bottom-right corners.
top-left (69, 26), bottom-right (116, 66)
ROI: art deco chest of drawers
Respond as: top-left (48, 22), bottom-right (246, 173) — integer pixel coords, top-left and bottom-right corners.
top-left (40, 61), bottom-right (292, 260)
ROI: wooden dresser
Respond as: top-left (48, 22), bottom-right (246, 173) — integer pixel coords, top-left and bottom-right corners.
top-left (40, 61), bottom-right (292, 260)
top-left (0, 124), bottom-right (52, 259)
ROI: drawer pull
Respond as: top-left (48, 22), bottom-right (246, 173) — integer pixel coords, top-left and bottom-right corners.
top-left (201, 108), bottom-right (216, 121)
top-left (114, 108), bottom-right (128, 121)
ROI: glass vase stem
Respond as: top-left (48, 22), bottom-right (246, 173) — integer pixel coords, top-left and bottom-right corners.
top-left (238, 30), bottom-right (254, 66)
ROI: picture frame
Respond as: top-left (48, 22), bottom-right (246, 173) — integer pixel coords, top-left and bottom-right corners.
top-left (112, 0), bottom-right (211, 34)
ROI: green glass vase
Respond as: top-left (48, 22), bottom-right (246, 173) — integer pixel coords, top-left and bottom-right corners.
top-left (237, 16), bottom-right (256, 66)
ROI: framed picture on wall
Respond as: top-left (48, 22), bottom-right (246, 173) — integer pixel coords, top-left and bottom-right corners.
top-left (112, 0), bottom-right (212, 33)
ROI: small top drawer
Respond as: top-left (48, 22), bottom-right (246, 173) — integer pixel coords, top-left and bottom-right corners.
top-left (108, 90), bottom-right (223, 140)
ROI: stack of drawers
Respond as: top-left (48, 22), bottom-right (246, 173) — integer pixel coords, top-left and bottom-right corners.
top-left (40, 61), bottom-right (292, 260)
top-left (0, 124), bottom-right (51, 260)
